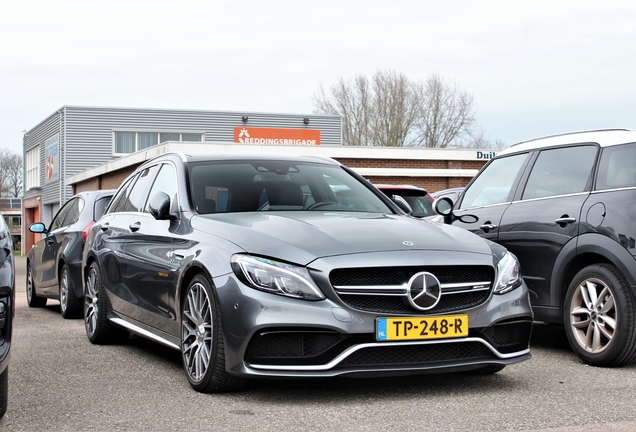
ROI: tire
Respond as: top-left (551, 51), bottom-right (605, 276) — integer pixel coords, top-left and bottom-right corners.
top-left (181, 274), bottom-right (247, 393)
top-left (84, 261), bottom-right (128, 344)
top-left (60, 264), bottom-right (81, 319)
top-left (0, 367), bottom-right (7, 419)
top-left (26, 264), bottom-right (47, 308)
top-left (563, 263), bottom-right (636, 367)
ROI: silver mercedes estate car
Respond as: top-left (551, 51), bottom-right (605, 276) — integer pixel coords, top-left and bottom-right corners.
top-left (82, 152), bottom-right (532, 392)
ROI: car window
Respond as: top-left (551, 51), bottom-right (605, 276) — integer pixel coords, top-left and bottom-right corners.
top-left (190, 161), bottom-right (392, 213)
top-left (459, 153), bottom-right (529, 209)
top-left (61, 197), bottom-right (85, 227)
top-left (49, 198), bottom-right (76, 231)
top-left (108, 176), bottom-right (137, 214)
top-left (596, 142), bottom-right (636, 190)
top-left (145, 164), bottom-right (178, 213)
top-left (522, 145), bottom-right (597, 200)
top-left (93, 195), bottom-right (113, 221)
top-left (121, 165), bottom-right (160, 213)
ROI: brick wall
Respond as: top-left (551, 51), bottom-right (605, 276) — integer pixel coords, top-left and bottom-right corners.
top-left (71, 157), bottom-right (483, 195)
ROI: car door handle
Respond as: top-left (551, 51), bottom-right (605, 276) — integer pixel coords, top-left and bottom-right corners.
top-left (479, 223), bottom-right (498, 232)
top-left (555, 217), bottom-right (576, 226)
top-left (129, 222), bottom-right (141, 232)
top-left (100, 223), bottom-right (110, 232)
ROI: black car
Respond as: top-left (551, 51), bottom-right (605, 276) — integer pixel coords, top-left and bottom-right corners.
top-left (0, 216), bottom-right (15, 418)
top-left (82, 152), bottom-right (532, 393)
top-left (436, 129), bottom-right (636, 366)
top-left (27, 190), bottom-right (115, 318)
top-left (375, 184), bottom-right (436, 218)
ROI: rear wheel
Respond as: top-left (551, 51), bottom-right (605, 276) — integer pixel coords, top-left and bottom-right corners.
top-left (26, 264), bottom-right (47, 308)
top-left (563, 264), bottom-right (636, 367)
top-left (84, 261), bottom-right (128, 344)
top-left (60, 264), bottom-right (81, 319)
top-left (181, 274), bottom-right (246, 393)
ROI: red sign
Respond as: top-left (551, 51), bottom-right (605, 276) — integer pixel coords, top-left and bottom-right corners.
top-left (234, 127), bottom-right (320, 146)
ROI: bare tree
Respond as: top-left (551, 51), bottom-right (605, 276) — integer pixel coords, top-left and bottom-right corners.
top-left (314, 70), bottom-right (482, 148)
top-left (0, 149), bottom-right (23, 197)
top-left (452, 128), bottom-right (509, 150)
top-left (413, 73), bottom-right (476, 148)
top-left (313, 76), bottom-right (372, 146)
top-left (313, 70), bottom-right (420, 147)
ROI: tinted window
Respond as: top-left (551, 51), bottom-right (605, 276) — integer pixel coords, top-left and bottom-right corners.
top-left (522, 145), bottom-right (597, 200)
top-left (145, 164), bottom-right (178, 213)
top-left (596, 142), bottom-right (636, 190)
top-left (49, 198), bottom-right (77, 231)
top-left (109, 176), bottom-right (137, 214)
top-left (123, 165), bottom-right (160, 212)
top-left (459, 153), bottom-right (529, 209)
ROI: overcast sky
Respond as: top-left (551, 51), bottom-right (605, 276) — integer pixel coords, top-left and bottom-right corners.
top-left (2, 0), bottom-right (635, 152)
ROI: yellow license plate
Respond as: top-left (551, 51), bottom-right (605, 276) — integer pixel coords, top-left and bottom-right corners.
top-left (376, 315), bottom-right (468, 341)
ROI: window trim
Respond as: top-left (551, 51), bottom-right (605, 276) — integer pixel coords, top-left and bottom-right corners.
top-left (26, 147), bottom-right (40, 190)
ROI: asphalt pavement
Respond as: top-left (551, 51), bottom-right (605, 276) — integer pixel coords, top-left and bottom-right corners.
top-left (2, 255), bottom-right (636, 431)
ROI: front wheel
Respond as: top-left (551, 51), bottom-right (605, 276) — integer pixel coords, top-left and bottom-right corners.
top-left (181, 275), bottom-right (246, 393)
top-left (26, 264), bottom-right (47, 308)
top-left (563, 264), bottom-right (636, 367)
top-left (84, 261), bottom-right (128, 344)
top-left (60, 264), bottom-right (81, 319)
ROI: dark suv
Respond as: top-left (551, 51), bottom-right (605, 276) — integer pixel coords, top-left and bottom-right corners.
top-left (435, 129), bottom-right (636, 367)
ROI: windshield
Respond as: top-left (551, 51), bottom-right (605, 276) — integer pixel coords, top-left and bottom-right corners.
top-left (189, 161), bottom-right (393, 214)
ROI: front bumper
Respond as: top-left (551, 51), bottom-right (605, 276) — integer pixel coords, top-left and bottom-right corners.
top-left (214, 273), bottom-right (533, 378)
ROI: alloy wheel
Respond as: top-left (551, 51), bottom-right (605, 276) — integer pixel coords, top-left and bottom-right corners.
top-left (84, 265), bottom-right (99, 336)
top-left (569, 277), bottom-right (616, 353)
top-left (182, 282), bottom-right (213, 382)
top-left (60, 267), bottom-right (70, 313)
top-left (27, 268), bottom-right (34, 303)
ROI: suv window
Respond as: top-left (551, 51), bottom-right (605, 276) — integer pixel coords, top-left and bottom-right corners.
top-left (522, 145), bottom-right (597, 200)
top-left (459, 153), bottom-right (529, 209)
top-left (596, 142), bottom-right (636, 190)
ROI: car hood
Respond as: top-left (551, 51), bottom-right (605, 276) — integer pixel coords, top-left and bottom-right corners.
top-left (191, 212), bottom-right (491, 266)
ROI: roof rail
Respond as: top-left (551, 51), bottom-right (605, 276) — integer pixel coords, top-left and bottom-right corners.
top-left (512, 128), bottom-right (634, 147)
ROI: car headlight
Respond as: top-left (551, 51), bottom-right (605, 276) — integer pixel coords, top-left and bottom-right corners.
top-left (231, 255), bottom-right (325, 301)
top-left (493, 252), bottom-right (522, 294)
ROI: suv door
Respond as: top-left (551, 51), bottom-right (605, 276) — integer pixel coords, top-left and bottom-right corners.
top-left (498, 145), bottom-right (598, 306)
top-left (452, 152), bottom-right (530, 242)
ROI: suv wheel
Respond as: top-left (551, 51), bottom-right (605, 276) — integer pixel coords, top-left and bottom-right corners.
top-left (180, 275), bottom-right (246, 393)
top-left (84, 262), bottom-right (128, 344)
top-left (60, 264), bottom-right (81, 319)
top-left (564, 264), bottom-right (636, 366)
top-left (26, 264), bottom-right (47, 308)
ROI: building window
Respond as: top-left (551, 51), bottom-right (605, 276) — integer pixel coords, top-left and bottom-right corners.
top-left (26, 147), bottom-right (40, 190)
top-left (114, 132), bottom-right (202, 155)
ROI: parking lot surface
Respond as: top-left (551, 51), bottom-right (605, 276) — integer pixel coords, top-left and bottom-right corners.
top-left (2, 256), bottom-right (636, 431)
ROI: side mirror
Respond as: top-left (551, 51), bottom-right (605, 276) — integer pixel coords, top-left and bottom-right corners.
top-left (433, 197), bottom-right (478, 225)
top-left (392, 195), bottom-right (412, 215)
top-left (29, 222), bottom-right (47, 233)
top-left (148, 192), bottom-right (173, 220)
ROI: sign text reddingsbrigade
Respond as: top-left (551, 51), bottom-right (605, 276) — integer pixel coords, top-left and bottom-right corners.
top-left (234, 127), bottom-right (321, 145)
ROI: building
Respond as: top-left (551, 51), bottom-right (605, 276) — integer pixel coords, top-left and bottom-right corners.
top-left (23, 105), bottom-right (494, 255)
